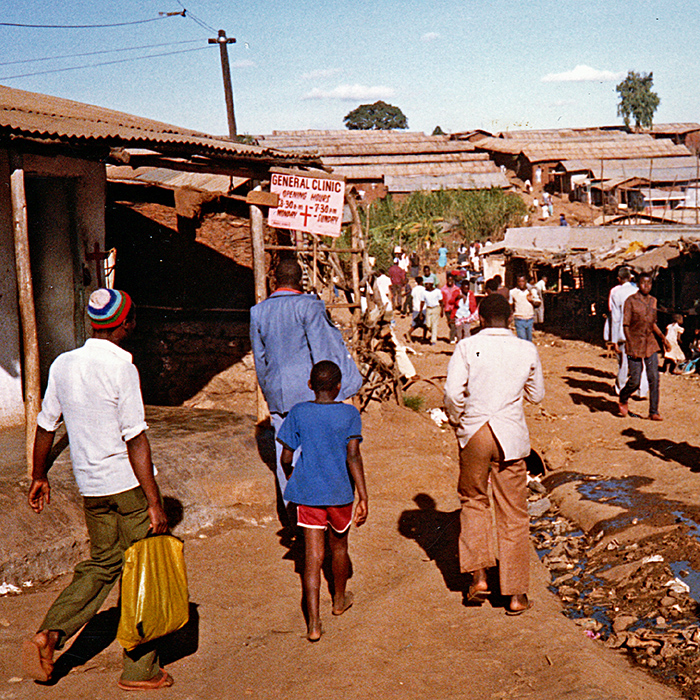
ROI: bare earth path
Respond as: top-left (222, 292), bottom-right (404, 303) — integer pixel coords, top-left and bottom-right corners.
top-left (0, 319), bottom-right (691, 699)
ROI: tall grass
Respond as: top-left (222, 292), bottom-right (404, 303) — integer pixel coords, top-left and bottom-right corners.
top-left (361, 189), bottom-right (526, 269)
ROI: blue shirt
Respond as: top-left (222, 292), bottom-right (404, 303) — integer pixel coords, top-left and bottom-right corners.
top-left (278, 401), bottom-right (362, 506)
top-left (250, 291), bottom-right (363, 415)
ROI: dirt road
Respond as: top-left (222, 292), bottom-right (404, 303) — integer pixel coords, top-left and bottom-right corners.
top-left (0, 317), bottom-right (693, 699)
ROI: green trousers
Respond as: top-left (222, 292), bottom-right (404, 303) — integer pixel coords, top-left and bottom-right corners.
top-left (41, 486), bottom-right (160, 682)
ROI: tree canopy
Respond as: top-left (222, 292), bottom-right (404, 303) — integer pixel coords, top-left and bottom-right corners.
top-left (343, 101), bottom-right (408, 130)
top-left (616, 70), bottom-right (660, 130)
top-left (432, 125), bottom-right (445, 136)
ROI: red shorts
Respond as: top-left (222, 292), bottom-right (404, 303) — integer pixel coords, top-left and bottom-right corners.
top-left (297, 503), bottom-right (353, 533)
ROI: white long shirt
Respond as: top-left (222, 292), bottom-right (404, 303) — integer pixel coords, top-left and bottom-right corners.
top-left (609, 281), bottom-right (638, 345)
top-left (37, 338), bottom-right (149, 497)
top-left (444, 328), bottom-right (545, 460)
top-left (375, 274), bottom-right (392, 310)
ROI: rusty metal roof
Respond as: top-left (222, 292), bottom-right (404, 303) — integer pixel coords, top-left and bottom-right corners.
top-left (256, 129), bottom-right (503, 193)
top-left (385, 171), bottom-right (509, 192)
top-left (474, 134), bottom-right (691, 162)
top-left (106, 165), bottom-right (249, 195)
top-left (0, 84), bottom-right (317, 166)
top-left (483, 225), bottom-right (700, 272)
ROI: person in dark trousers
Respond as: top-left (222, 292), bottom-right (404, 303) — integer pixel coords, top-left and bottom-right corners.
top-left (23, 289), bottom-right (172, 691)
top-left (618, 273), bottom-right (670, 421)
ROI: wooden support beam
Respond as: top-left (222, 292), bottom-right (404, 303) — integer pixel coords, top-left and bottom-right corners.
top-left (249, 186), bottom-right (269, 424)
top-left (264, 244), bottom-right (364, 253)
top-left (345, 188), bottom-right (363, 354)
top-left (10, 167), bottom-right (41, 476)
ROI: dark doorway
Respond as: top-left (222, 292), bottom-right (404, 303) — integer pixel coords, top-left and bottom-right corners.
top-left (25, 176), bottom-right (85, 389)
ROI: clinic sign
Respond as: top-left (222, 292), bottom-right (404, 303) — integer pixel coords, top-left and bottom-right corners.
top-left (268, 169), bottom-right (345, 237)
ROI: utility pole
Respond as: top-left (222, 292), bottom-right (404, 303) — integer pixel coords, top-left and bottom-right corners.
top-left (208, 29), bottom-right (237, 138)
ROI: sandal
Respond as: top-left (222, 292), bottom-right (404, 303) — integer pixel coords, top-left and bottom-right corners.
top-left (465, 586), bottom-right (490, 605)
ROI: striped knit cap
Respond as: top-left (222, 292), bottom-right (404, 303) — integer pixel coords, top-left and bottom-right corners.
top-left (87, 288), bottom-right (132, 329)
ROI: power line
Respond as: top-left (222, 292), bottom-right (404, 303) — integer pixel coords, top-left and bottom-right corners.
top-left (0, 39), bottom-right (201, 67)
top-left (175, 2), bottom-right (218, 34)
top-left (0, 13), bottom-right (184, 29)
top-left (0, 45), bottom-right (211, 80)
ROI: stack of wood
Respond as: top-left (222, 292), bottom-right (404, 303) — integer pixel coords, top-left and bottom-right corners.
top-left (354, 307), bottom-right (404, 409)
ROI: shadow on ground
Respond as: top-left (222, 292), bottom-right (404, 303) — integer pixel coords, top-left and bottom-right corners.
top-left (569, 392), bottom-right (619, 414)
top-left (397, 494), bottom-right (463, 593)
top-left (42, 603), bottom-right (199, 686)
top-left (622, 428), bottom-right (700, 474)
top-left (566, 365), bottom-right (616, 380)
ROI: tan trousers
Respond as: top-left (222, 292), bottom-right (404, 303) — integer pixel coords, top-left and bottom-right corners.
top-left (458, 423), bottom-right (529, 596)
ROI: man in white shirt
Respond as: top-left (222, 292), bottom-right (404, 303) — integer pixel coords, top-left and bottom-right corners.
top-left (444, 293), bottom-right (544, 615)
top-left (422, 278), bottom-right (444, 345)
top-left (608, 267), bottom-right (648, 397)
top-left (375, 270), bottom-right (392, 312)
top-left (23, 289), bottom-right (172, 691)
top-left (533, 275), bottom-right (547, 326)
top-left (407, 276), bottom-right (427, 342)
top-left (509, 274), bottom-right (538, 342)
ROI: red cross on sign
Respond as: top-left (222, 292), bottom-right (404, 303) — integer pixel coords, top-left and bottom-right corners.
top-left (301, 205), bottom-right (312, 228)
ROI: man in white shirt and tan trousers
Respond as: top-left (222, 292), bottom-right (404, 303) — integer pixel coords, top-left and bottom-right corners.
top-left (22, 289), bottom-right (172, 691)
top-left (444, 293), bottom-right (544, 615)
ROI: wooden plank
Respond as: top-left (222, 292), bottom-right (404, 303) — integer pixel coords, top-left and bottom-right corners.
top-left (10, 166), bottom-right (41, 477)
top-left (245, 190), bottom-right (279, 207)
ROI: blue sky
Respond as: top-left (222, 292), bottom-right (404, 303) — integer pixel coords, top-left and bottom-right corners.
top-left (1, 1), bottom-right (698, 137)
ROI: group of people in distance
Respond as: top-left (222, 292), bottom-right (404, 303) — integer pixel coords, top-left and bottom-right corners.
top-left (22, 252), bottom-right (548, 691)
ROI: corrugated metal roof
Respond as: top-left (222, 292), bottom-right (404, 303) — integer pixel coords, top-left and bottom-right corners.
top-left (256, 129), bottom-right (500, 195)
top-left (322, 152), bottom-right (489, 166)
top-left (331, 160), bottom-right (501, 180)
top-left (0, 84), bottom-right (316, 164)
top-left (266, 129), bottom-right (444, 143)
top-left (484, 225), bottom-right (700, 272)
top-left (106, 165), bottom-right (248, 194)
top-left (497, 127), bottom-right (632, 141)
top-left (558, 156), bottom-right (699, 181)
top-left (650, 123), bottom-right (700, 134)
top-left (474, 134), bottom-right (691, 162)
top-left (385, 171), bottom-right (509, 192)
top-left (497, 225), bottom-right (699, 252)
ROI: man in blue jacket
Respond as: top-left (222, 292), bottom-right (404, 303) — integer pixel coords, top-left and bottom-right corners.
top-left (250, 259), bottom-right (363, 509)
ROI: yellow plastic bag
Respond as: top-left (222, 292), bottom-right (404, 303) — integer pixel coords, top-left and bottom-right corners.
top-left (117, 534), bottom-right (189, 651)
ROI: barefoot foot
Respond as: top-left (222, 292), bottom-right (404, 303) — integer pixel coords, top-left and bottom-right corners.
top-left (22, 631), bottom-right (58, 681)
top-left (306, 622), bottom-right (323, 642)
top-left (332, 591), bottom-right (354, 616)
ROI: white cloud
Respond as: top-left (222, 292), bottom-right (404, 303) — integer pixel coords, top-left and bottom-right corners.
top-left (541, 64), bottom-right (625, 83)
top-left (301, 68), bottom-right (342, 80)
top-left (232, 59), bottom-right (255, 69)
top-left (302, 84), bottom-right (396, 101)
top-left (421, 32), bottom-right (440, 42)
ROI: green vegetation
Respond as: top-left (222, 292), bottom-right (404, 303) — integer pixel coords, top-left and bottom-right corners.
top-left (344, 101), bottom-right (408, 130)
top-left (616, 71), bottom-right (660, 130)
top-left (361, 188), bottom-right (526, 269)
top-left (402, 394), bottom-right (425, 412)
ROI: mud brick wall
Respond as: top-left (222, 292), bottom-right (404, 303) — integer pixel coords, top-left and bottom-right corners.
top-left (128, 308), bottom-right (251, 405)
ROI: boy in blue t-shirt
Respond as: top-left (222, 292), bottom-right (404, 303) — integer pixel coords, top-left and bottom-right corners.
top-left (277, 360), bottom-right (368, 642)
